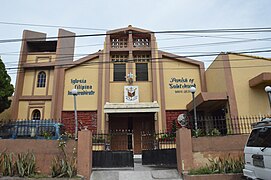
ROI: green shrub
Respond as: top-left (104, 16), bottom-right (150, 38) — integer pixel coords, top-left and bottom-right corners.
top-left (42, 131), bottom-right (53, 139)
top-left (188, 155), bottom-right (244, 175)
top-left (93, 135), bottom-right (105, 143)
top-left (192, 129), bottom-right (205, 137)
top-left (207, 128), bottom-right (221, 136)
top-left (159, 132), bottom-right (176, 142)
top-left (0, 151), bottom-right (37, 177)
top-left (51, 140), bottom-right (77, 178)
top-left (15, 152), bottom-right (36, 177)
top-left (51, 157), bottom-right (76, 178)
top-left (192, 128), bottom-right (222, 137)
top-left (0, 152), bottom-right (15, 176)
top-left (189, 166), bottom-right (213, 175)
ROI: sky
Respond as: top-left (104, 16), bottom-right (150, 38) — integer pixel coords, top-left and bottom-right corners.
top-left (0, 0), bottom-right (271, 86)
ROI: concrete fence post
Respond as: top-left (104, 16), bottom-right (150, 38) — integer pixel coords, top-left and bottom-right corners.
top-left (176, 127), bottom-right (193, 174)
top-left (77, 130), bottom-right (92, 179)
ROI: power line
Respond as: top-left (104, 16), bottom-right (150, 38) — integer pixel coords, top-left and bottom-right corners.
top-left (1, 25), bottom-right (270, 73)
top-left (0, 31), bottom-right (266, 55)
top-left (1, 27), bottom-right (270, 66)
top-left (2, 35), bottom-right (271, 57)
top-left (2, 48), bottom-right (271, 69)
top-left (7, 62), bottom-right (271, 75)
top-left (154, 27), bottom-right (271, 34)
top-left (0, 33), bottom-right (254, 55)
top-left (3, 50), bottom-right (270, 67)
top-left (5, 51), bottom-right (271, 74)
top-left (1, 27), bottom-right (271, 44)
top-left (0, 21), bottom-right (108, 31)
top-left (1, 36), bottom-right (271, 65)
top-left (1, 21), bottom-right (271, 33)
top-left (160, 38), bottom-right (271, 50)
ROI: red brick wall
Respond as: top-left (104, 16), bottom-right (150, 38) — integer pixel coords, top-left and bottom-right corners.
top-left (166, 110), bottom-right (187, 132)
top-left (62, 111), bottom-right (97, 133)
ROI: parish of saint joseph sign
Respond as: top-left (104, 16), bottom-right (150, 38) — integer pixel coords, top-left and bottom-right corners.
top-left (124, 86), bottom-right (139, 103)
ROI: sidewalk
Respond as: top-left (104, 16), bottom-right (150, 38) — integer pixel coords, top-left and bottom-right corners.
top-left (90, 162), bottom-right (183, 180)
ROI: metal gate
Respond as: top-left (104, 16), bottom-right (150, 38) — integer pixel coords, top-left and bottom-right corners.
top-left (92, 130), bottom-right (134, 168)
top-left (92, 131), bottom-right (177, 167)
top-left (141, 131), bottom-right (177, 166)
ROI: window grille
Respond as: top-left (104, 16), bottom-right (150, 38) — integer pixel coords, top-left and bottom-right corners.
top-left (37, 71), bottom-right (46, 88)
top-left (133, 54), bottom-right (150, 62)
top-left (111, 38), bottom-right (128, 48)
top-left (32, 109), bottom-right (41, 120)
top-left (111, 55), bottom-right (128, 62)
top-left (133, 38), bottom-right (150, 47)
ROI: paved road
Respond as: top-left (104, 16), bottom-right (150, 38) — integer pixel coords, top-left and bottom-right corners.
top-left (91, 163), bottom-right (183, 180)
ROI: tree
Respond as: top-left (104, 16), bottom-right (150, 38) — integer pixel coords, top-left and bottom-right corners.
top-left (0, 58), bottom-right (14, 113)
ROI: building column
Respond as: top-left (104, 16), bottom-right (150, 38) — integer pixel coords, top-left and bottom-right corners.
top-left (77, 130), bottom-right (92, 179)
top-left (51, 29), bottom-right (75, 120)
top-left (12, 30), bottom-right (46, 120)
top-left (176, 128), bottom-right (193, 174)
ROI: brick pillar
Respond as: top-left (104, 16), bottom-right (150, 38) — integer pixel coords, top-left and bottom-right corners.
top-left (77, 130), bottom-right (92, 179)
top-left (176, 128), bottom-right (193, 174)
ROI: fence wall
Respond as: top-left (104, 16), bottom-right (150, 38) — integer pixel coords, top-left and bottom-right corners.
top-left (0, 139), bottom-right (76, 174)
top-left (176, 128), bottom-right (248, 174)
top-left (192, 134), bottom-right (248, 168)
top-left (0, 130), bottom-right (92, 178)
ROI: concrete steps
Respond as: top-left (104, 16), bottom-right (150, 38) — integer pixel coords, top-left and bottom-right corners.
top-left (133, 154), bottom-right (142, 163)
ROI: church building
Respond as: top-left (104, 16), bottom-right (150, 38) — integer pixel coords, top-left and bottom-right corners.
top-left (12, 26), bottom-right (271, 148)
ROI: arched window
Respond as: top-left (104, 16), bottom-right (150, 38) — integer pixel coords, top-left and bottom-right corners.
top-left (32, 109), bottom-right (41, 120)
top-left (37, 71), bottom-right (46, 88)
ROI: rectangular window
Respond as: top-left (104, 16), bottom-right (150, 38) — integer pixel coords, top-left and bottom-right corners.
top-left (133, 54), bottom-right (150, 62)
top-left (247, 127), bottom-right (271, 147)
top-left (114, 64), bottom-right (126, 81)
top-left (133, 38), bottom-right (150, 47)
top-left (111, 38), bottom-right (127, 48)
top-left (136, 63), bottom-right (148, 81)
top-left (111, 55), bottom-right (128, 62)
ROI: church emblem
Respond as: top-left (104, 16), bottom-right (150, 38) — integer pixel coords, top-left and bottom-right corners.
top-left (124, 86), bottom-right (139, 103)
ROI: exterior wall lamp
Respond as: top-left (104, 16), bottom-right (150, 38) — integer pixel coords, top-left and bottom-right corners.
top-left (265, 86), bottom-right (271, 113)
top-left (189, 86), bottom-right (198, 136)
top-left (72, 88), bottom-right (78, 140)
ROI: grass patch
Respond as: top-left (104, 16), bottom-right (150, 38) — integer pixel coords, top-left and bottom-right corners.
top-left (189, 166), bottom-right (214, 175)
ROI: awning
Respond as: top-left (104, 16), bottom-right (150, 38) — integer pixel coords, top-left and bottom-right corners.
top-left (104, 102), bottom-right (160, 113)
top-left (186, 92), bottom-right (228, 112)
top-left (249, 72), bottom-right (271, 87)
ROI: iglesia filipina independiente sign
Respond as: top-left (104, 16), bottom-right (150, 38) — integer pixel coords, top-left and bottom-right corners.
top-left (67, 79), bottom-right (95, 96)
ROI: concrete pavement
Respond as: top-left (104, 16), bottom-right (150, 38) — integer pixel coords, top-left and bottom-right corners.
top-left (90, 163), bottom-right (183, 180)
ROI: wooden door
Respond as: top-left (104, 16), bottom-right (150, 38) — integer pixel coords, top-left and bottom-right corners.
top-left (133, 114), bottom-right (155, 154)
top-left (133, 118), bottom-right (142, 154)
top-left (109, 117), bottom-right (128, 151)
top-left (141, 115), bottom-right (155, 150)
